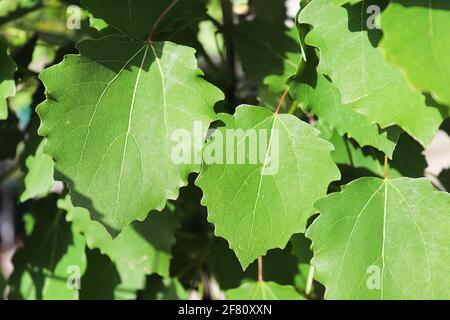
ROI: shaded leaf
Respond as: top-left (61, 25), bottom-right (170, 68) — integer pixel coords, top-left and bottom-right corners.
top-left (138, 275), bottom-right (188, 300)
top-left (81, 0), bottom-right (206, 39)
top-left (0, 112), bottom-right (22, 161)
top-left (290, 233), bottom-right (312, 263)
top-left (79, 249), bottom-right (124, 300)
top-left (254, 0), bottom-right (287, 22)
top-left (233, 19), bottom-right (301, 93)
top-left (293, 263), bottom-right (311, 293)
top-left (9, 197), bottom-right (86, 300)
top-left (299, 0), bottom-right (443, 146)
top-left (321, 126), bottom-right (427, 180)
top-left (59, 197), bottom-right (180, 297)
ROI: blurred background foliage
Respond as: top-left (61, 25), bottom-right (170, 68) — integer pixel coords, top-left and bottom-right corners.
top-left (0, 0), bottom-right (448, 300)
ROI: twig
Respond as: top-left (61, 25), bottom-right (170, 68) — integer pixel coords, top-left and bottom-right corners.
top-left (258, 256), bottom-right (263, 282)
top-left (275, 89), bottom-right (290, 114)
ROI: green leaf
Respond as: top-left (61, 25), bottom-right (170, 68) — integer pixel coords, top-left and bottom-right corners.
top-left (290, 234), bottom-right (312, 263)
top-left (226, 281), bottom-right (304, 300)
top-left (37, 36), bottom-right (222, 233)
top-left (290, 233), bottom-right (314, 294)
top-left (290, 74), bottom-right (400, 157)
top-left (233, 19), bottom-right (301, 93)
top-left (381, 1), bottom-right (450, 110)
top-left (389, 133), bottom-right (427, 178)
top-left (80, 249), bottom-right (124, 300)
top-left (196, 105), bottom-right (340, 268)
top-left (59, 197), bottom-right (180, 297)
top-left (81, 0), bottom-right (206, 39)
top-left (293, 263), bottom-right (312, 293)
top-left (307, 177), bottom-right (450, 299)
top-left (138, 275), bottom-right (188, 300)
top-left (9, 198), bottom-right (87, 300)
top-left (0, 38), bottom-right (16, 119)
top-left (299, 0), bottom-right (443, 146)
top-left (290, 234), bottom-right (314, 293)
top-left (20, 139), bottom-right (55, 202)
top-left (325, 129), bottom-right (390, 179)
